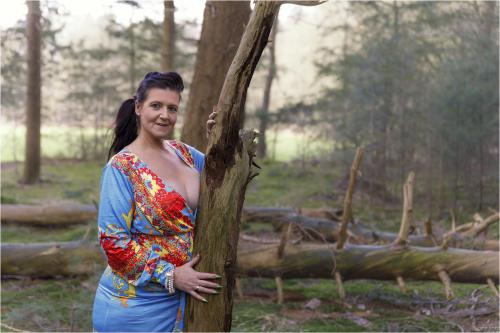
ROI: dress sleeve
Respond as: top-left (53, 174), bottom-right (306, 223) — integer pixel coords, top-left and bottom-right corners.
top-left (188, 145), bottom-right (205, 174)
top-left (97, 163), bottom-right (174, 289)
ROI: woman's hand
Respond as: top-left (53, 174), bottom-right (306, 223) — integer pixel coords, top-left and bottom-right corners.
top-left (206, 106), bottom-right (218, 138)
top-left (173, 254), bottom-right (222, 302)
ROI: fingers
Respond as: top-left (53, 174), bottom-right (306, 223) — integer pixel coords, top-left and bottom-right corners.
top-left (196, 285), bottom-right (219, 295)
top-left (197, 272), bottom-right (221, 280)
top-left (189, 290), bottom-right (208, 303)
top-left (188, 254), bottom-right (201, 267)
top-left (208, 111), bottom-right (217, 120)
top-left (198, 280), bottom-right (222, 289)
top-left (207, 119), bottom-right (216, 127)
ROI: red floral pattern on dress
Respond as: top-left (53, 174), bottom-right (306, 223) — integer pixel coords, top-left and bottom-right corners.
top-left (112, 154), bottom-right (192, 235)
top-left (100, 230), bottom-right (149, 280)
top-left (100, 142), bottom-right (197, 283)
top-left (136, 234), bottom-right (190, 267)
top-left (168, 140), bottom-right (195, 167)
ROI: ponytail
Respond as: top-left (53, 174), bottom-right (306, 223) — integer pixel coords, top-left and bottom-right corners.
top-left (108, 98), bottom-right (137, 160)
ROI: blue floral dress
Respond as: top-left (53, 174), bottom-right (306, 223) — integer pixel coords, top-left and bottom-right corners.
top-left (92, 140), bottom-right (204, 332)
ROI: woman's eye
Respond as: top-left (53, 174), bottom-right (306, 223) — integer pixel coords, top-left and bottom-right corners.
top-left (168, 106), bottom-right (178, 112)
top-left (151, 103), bottom-right (161, 109)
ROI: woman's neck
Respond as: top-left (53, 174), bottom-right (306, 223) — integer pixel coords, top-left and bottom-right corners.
top-left (133, 131), bottom-right (168, 154)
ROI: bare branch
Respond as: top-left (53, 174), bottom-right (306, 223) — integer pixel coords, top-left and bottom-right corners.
top-left (337, 148), bottom-right (364, 250)
top-left (279, 0), bottom-right (328, 6)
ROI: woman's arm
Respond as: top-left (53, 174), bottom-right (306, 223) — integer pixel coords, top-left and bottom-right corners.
top-left (97, 163), bottom-right (174, 289)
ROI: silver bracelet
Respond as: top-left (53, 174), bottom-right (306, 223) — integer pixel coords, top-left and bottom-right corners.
top-left (166, 269), bottom-right (175, 294)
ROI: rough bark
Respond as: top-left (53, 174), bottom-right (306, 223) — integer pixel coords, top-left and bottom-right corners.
top-left (2, 240), bottom-right (497, 286)
top-left (184, 0), bottom-right (282, 329)
top-left (180, 0), bottom-right (251, 151)
top-left (23, 0), bottom-right (42, 184)
top-left (1, 204), bottom-right (97, 226)
top-left (257, 15), bottom-right (278, 159)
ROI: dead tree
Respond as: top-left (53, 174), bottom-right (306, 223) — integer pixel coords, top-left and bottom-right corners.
top-left (184, 1), bottom-right (325, 331)
top-left (1, 204), bottom-right (97, 226)
top-left (2, 240), bottom-right (497, 291)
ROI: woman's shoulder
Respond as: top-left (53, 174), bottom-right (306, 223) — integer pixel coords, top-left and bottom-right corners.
top-left (167, 140), bottom-right (203, 157)
top-left (105, 149), bottom-right (139, 176)
top-left (166, 139), bottom-right (205, 172)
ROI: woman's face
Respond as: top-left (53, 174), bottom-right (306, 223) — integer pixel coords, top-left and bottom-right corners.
top-left (136, 88), bottom-right (180, 140)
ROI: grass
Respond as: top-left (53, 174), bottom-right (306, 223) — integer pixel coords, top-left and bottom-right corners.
top-left (2, 275), bottom-right (497, 332)
top-left (232, 278), bottom-right (499, 332)
top-left (1, 275), bottom-right (100, 332)
top-left (1, 125), bottom-right (113, 163)
top-left (1, 159), bottom-right (102, 205)
top-left (1, 129), bottom-right (498, 332)
top-left (1, 223), bottom-right (97, 243)
top-left (0, 125), bottom-right (328, 163)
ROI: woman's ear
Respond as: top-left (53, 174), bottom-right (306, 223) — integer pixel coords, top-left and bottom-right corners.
top-left (135, 102), bottom-right (141, 116)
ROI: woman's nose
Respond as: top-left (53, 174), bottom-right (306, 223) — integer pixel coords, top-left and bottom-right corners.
top-left (159, 107), bottom-right (170, 119)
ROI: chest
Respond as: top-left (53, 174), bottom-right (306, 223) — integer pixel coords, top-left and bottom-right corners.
top-left (146, 153), bottom-right (200, 210)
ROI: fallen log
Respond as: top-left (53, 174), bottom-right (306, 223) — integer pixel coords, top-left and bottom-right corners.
top-left (0, 204), bottom-right (339, 225)
top-left (250, 212), bottom-right (499, 251)
top-left (2, 204), bottom-right (497, 250)
top-left (1, 240), bottom-right (102, 277)
top-left (237, 241), bottom-right (499, 284)
top-left (2, 240), bottom-right (497, 286)
top-left (275, 214), bottom-right (439, 246)
top-left (242, 206), bottom-right (342, 222)
top-left (1, 204), bottom-right (97, 226)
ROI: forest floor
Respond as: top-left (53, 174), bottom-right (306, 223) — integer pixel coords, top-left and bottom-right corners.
top-left (1, 158), bottom-right (499, 332)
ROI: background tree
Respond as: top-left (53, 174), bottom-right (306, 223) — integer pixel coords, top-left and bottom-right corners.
top-left (180, 0), bottom-right (251, 151)
top-left (23, 0), bottom-right (42, 184)
top-left (161, 0), bottom-right (175, 72)
top-left (162, 0), bottom-right (175, 139)
top-left (256, 15), bottom-right (279, 159)
top-left (311, 1), bottom-right (498, 213)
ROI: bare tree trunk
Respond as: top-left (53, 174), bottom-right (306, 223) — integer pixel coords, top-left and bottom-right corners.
top-left (180, 0), bottom-right (251, 151)
top-left (184, 1), bottom-right (281, 330)
top-left (161, 1), bottom-right (175, 72)
top-left (162, 0), bottom-right (176, 139)
top-left (257, 15), bottom-right (278, 159)
top-left (23, 0), bottom-right (42, 184)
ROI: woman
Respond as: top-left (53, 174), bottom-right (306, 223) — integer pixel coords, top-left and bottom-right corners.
top-left (92, 72), bottom-right (219, 332)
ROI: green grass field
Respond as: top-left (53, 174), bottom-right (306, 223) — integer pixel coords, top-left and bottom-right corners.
top-left (0, 125), bottom-right (328, 163)
top-left (1, 126), bottom-right (498, 332)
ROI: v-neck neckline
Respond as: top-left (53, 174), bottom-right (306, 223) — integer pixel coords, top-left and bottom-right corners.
top-left (120, 143), bottom-right (197, 216)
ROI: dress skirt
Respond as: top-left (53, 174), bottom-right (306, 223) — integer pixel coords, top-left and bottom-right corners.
top-left (92, 267), bottom-right (186, 332)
